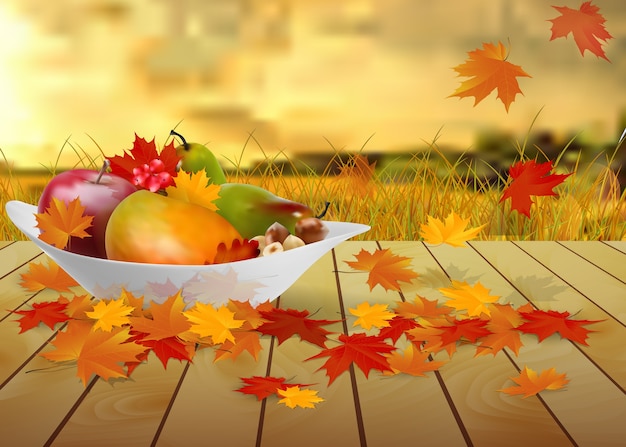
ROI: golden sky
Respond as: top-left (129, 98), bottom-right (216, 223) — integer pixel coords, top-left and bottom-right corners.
top-left (0, 0), bottom-right (624, 169)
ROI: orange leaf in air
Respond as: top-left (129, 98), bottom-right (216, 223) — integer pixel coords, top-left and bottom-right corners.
top-left (499, 366), bottom-right (569, 398)
top-left (41, 320), bottom-right (146, 385)
top-left (35, 197), bottom-right (94, 250)
top-left (449, 40), bottom-right (531, 112)
top-left (548, 1), bottom-right (612, 62)
top-left (345, 248), bottom-right (418, 292)
top-left (20, 259), bottom-right (79, 293)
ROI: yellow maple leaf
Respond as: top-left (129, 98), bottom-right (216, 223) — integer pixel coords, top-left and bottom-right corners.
top-left (498, 366), bottom-right (569, 398)
top-left (35, 197), bottom-right (94, 250)
top-left (19, 259), bottom-right (79, 292)
top-left (384, 344), bottom-right (447, 376)
top-left (277, 386), bottom-right (324, 409)
top-left (438, 280), bottom-right (500, 317)
top-left (345, 248), bottom-right (418, 292)
top-left (184, 302), bottom-right (244, 344)
top-left (419, 212), bottom-right (485, 247)
top-left (165, 170), bottom-right (221, 211)
top-left (349, 302), bottom-right (395, 330)
top-left (85, 298), bottom-right (135, 332)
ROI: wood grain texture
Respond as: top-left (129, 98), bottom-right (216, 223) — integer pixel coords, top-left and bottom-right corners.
top-left (557, 241), bottom-right (626, 283)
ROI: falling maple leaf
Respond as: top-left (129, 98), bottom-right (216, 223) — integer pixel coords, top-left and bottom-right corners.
top-left (499, 160), bottom-right (572, 218)
top-left (277, 386), bottom-right (324, 409)
top-left (438, 280), bottom-right (500, 317)
top-left (499, 366), bottom-right (569, 398)
top-left (449, 40), bottom-right (531, 112)
top-left (35, 197), bottom-right (94, 250)
top-left (19, 259), bottom-right (79, 293)
top-left (41, 320), bottom-right (146, 385)
top-left (184, 302), bottom-right (244, 344)
top-left (548, 1), bottom-right (612, 62)
top-left (12, 300), bottom-right (70, 333)
top-left (85, 299), bottom-right (135, 332)
top-left (236, 376), bottom-right (311, 401)
top-left (345, 248), bottom-right (418, 292)
top-left (307, 333), bottom-right (395, 385)
top-left (475, 303), bottom-right (524, 357)
top-left (108, 134), bottom-right (181, 192)
top-left (256, 307), bottom-right (340, 348)
top-left (165, 170), bottom-right (221, 211)
top-left (419, 212), bottom-right (486, 247)
top-left (349, 302), bottom-right (395, 330)
top-left (516, 308), bottom-right (602, 345)
top-left (384, 344), bottom-right (446, 377)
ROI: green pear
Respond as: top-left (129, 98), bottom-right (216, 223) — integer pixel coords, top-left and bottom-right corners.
top-left (214, 183), bottom-right (315, 239)
top-left (170, 130), bottom-right (227, 185)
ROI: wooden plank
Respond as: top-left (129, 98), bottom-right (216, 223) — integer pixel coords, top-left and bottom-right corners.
top-left (0, 241), bottom-right (14, 250)
top-left (377, 241), bottom-right (574, 447)
top-left (557, 241), bottom-right (626, 283)
top-left (48, 352), bottom-right (187, 447)
top-left (259, 248), bottom-right (363, 447)
top-left (0, 241), bottom-right (43, 279)
top-left (602, 241), bottom-right (626, 254)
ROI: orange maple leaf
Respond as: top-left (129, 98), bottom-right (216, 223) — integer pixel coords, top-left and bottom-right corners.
top-left (19, 259), bottom-right (79, 293)
top-left (41, 320), bottom-right (146, 385)
top-left (345, 248), bottom-right (418, 291)
top-left (384, 344), bottom-right (446, 377)
top-left (35, 197), bottom-right (94, 250)
top-left (130, 291), bottom-right (191, 341)
top-left (214, 322), bottom-right (263, 362)
top-left (548, 1), bottom-right (612, 62)
top-left (499, 366), bottom-right (569, 398)
top-left (394, 295), bottom-right (453, 326)
top-left (449, 40), bottom-right (531, 112)
top-left (475, 304), bottom-right (524, 357)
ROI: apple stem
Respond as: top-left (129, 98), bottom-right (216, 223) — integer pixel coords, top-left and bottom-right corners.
top-left (95, 159), bottom-right (110, 184)
top-left (316, 201), bottom-right (331, 219)
top-left (170, 130), bottom-right (189, 151)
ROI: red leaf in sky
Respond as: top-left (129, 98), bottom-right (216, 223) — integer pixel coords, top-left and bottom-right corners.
top-left (236, 376), bottom-right (311, 401)
top-left (307, 333), bottom-right (395, 385)
top-left (499, 160), bottom-right (572, 218)
top-left (517, 309), bottom-right (602, 345)
top-left (257, 308), bottom-right (340, 348)
top-left (12, 301), bottom-right (70, 333)
top-left (548, 2), bottom-right (613, 62)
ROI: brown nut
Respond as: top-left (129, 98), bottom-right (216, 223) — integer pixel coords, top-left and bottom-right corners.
top-left (282, 234), bottom-right (305, 250)
top-left (263, 241), bottom-right (284, 256)
top-left (295, 217), bottom-right (329, 244)
top-left (265, 221), bottom-right (290, 245)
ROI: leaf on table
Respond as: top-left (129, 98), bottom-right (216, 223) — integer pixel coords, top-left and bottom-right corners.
top-left (377, 316), bottom-right (421, 344)
top-left (548, 1), bottom-right (612, 62)
top-left (498, 366), bottom-right (569, 398)
top-left (236, 376), bottom-right (311, 401)
top-left (448, 40), bottom-right (531, 111)
top-left (41, 320), bottom-right (146, 385)
top-left (12, 300), bottom-right (70, 333)
top-left (394, 295), bottom-right (454, 325)
top-left (214, 322), bottom-right (263, 362)
top-left (133, 335), bottom-right (194, 368)
top-left (227, 299), bottom-right (270, 329)
top-left (165, 170), bottom-right (221, 211)
top-left (58, 294), bottom-right (93, 319)
top-left (475, 303), bottom-right (524, 357)
top-left (257, 307), bottom-right (340, 348)
top-left (349, 302), bottom-right (395, 330)
top-left (344, 248), bottom-right (418, 292)
top-left (85, 298), bottom-right (135, 332)
top-left (35, 197), bottom-right (94, 250)
top-left (20, 259), bottom-right (79, 293)
top-left (419, 212), bottom-right (486, 247)
top-left (516, 308), bottom-right (602, 345)
top-left (130, 291), bottom-right (191, 341)
top-left (408, 317), bottom-right (491, 357)
top-left (184, 302), bottom-right (244, 344)
top-left (277, 386), bottom-right (324, 409)
top-left (384, 344), bottom-right (446, 377)
top-left (499, 160), bottom-right (572, 218)
top-left (438, 280), bottom-right (500, 317)
top-left (307, 333), bottom-right (395, 385)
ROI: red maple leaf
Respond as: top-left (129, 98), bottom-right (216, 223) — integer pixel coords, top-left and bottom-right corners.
top-left (256, 308), bottom-right (340, 348)
top-left (377, 316), bottom-right (421, 345)
top-left (133, 334), bottom-right (195, 368)
top-left (437, 318), bottom-right (492, 346)
top-left (517, 309), bottom-right (602, 345)
top-left (235, 376), bottom-right (311, 401)
top-left (307, 333), bottom-right (395, 385)
top-left (210, 238), bottom-right (260, 264)
top-left (548, 2), bottom-right (613, 62)
top-left (499, 160), bottom-right (572, 218)
top-left (108, 134), bottom-right (181, 192)
top-left (12, 300), bottom-right (70, 333)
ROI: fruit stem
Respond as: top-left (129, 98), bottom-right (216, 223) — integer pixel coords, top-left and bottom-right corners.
top-left (316, 201), bottom-right (331, 219)
top-left (170, 129), bottom-right (189, 151)
top-left (95, 159), bottom-right (110, 184)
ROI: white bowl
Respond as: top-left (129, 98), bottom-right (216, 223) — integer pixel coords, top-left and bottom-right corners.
top-left (6, 200), bottom-right (369, 307)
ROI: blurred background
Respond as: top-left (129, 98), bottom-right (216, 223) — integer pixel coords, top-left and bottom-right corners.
top-left (0, 0), bottom-right (624, 173)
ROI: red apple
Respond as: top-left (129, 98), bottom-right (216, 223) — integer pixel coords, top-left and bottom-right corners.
top-left (37, 161), bottom-right (137, 258)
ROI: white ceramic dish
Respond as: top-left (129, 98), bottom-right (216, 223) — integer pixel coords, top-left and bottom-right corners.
top-left (6, 200), bottom-right (369, 306)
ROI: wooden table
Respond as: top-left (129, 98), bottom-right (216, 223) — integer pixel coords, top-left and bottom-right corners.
top-left (1, 240), bottom-right (624, 447)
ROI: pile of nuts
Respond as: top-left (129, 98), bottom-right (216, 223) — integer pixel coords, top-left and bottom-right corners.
top-left (251, 218), bottom-right (329, 256)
